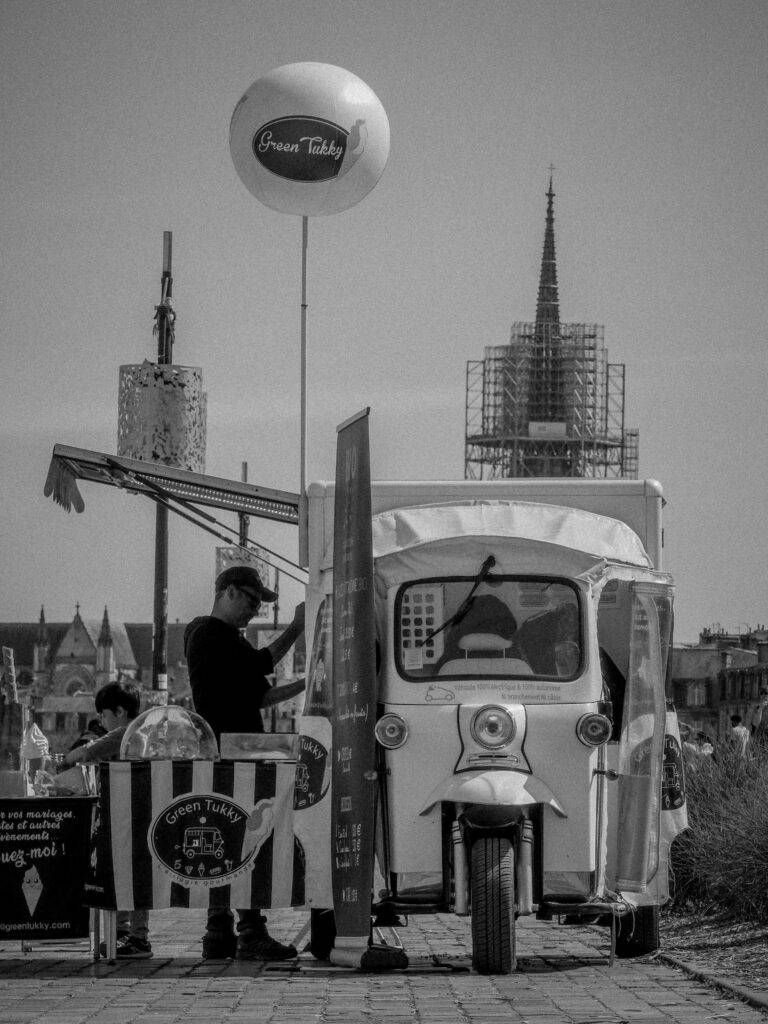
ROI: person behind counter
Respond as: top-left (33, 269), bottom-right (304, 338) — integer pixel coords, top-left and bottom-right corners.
top-left (68, 717), bottom-right (108, 751)
top-left (61, 680), bottom-right (153, 960)
top-left (184, 565), bottom-right (305, 962)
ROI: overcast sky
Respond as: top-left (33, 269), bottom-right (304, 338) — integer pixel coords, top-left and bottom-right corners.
top-left (1, 0), bottom-right (766, 643)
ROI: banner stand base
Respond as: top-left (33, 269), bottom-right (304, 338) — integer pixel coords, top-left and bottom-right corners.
top-left (329, 935), bottom-right (367, 968)
top-left (330, 934), bottom-right (408, 971)
top-left (360, 943), bottom-right (409, 971)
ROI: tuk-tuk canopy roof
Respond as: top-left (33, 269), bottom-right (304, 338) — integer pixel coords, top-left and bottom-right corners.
top-left (371, 501), bottom-right (652, 569)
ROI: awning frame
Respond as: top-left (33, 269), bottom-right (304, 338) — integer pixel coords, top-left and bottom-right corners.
top-left (47, 443), bottom-right (299, 523)
top-left (44, 443), bottom-right (307, 584)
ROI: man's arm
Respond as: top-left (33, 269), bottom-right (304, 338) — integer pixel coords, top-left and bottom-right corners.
top-left (266, 602), bottom-right (305, 667)
top-left (61, 727), bottom-right (127, 766)
top-left (261, 677), bottom-right (306, 707)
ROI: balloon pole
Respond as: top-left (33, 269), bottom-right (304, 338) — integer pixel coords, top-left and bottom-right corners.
top-left (299, 215), bottom-right (309, 566)
top-left (152, 231), bottom-right (173, 696)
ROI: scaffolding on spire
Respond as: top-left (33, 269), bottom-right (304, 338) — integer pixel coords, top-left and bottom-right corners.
top-left (464, 175), bottom-right (639, 480)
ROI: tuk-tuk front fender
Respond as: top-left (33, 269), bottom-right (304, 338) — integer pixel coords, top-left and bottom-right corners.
top-left (419, 770), bottom-right (567, 818)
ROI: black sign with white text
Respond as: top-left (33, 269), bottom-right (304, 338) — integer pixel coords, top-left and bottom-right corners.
top-left (331, 409), bottom-right (377, 944)
top-left (0, 798), bottom-right (96, 939)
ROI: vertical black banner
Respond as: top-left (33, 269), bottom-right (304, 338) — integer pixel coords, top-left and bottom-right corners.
top-left (331, 408), bottom-right (376, 949)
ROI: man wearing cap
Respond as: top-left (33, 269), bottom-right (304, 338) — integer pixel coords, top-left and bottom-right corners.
top-left (184, 565), bottom-right (305, 961)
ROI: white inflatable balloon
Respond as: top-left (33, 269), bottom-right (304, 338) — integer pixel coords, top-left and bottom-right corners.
top-left (229, 62), bottom-right (390, 217)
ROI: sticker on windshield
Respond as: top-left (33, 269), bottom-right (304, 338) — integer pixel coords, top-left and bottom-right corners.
top-left (403, 647), bottom-right (424, 671)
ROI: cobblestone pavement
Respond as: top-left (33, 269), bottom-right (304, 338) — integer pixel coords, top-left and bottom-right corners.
top-left (1, 909), bottom-right (765, 1024)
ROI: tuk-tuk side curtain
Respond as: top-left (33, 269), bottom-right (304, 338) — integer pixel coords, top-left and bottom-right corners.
top-left (638, 584), bottom-right (675, 892)
top-left (615, 584), bottom-right (670, 892)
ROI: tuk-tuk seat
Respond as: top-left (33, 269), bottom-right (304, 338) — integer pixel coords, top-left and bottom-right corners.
top-left (458, 633), bottom-right (512, 653)
top-left (437, 633), bottom-right (533, 676)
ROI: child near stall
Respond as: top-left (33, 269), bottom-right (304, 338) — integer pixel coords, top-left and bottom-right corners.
top-left (68, 717), bottom-right (107, 752)
top-left (62, 680), bottom-right (152, 959)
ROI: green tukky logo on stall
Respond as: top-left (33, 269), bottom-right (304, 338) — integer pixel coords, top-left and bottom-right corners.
top-left (293, 735), bottom-right (331, 810)
top-left (149, 793), bottom-right (275, 887)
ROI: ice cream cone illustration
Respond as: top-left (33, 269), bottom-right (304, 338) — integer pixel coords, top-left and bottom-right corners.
top-left (22, 866), bottom-right (43, 917)
top-left (239, 798), bottom-right (275, 863)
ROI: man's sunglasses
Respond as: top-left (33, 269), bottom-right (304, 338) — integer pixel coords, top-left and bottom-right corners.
top-left (235, 586), bottom-right (262, 611)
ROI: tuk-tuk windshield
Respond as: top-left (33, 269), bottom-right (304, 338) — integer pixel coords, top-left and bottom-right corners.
top-left (395, 577), bottom-right (581, 681)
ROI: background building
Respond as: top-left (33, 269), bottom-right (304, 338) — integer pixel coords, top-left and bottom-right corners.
top-left (465, 176), bottom-right (638, 479)
top-left (0, 606), bottom-right (304, 751)
top-left (669, 624), bottom-right (768, 739)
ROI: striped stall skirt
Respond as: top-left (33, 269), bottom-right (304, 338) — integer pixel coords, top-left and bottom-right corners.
top-left (86, 760), bottom-right (305, 911)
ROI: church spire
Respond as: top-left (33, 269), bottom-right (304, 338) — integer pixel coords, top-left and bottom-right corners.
top-left (535, 169), bottom-right (560, 326)
top-left (37, 605), bottom-right (48, 643)
top-left (98, 606), bottom-right (112, 647)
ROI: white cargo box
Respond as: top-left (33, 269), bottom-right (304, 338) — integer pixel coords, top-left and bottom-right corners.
top-left (306, 478), bottom-right (664, 579)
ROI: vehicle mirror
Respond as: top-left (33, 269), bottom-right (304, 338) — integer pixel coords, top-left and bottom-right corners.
top-left (598, 700), bottom-right (614, 721)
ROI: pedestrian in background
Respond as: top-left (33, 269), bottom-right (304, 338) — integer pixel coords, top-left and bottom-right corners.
top-left (750, 687), bottom-right (768, 742)
top-left (730, 714), bottom-right (750, 756)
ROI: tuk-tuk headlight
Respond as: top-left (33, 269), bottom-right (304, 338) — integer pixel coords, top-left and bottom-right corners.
top-left (471, 706), bottom-right (515, 748)
top-left (576, 713), bottom-right (612, 747)
top-left (375, 713), bottom-right (408, 749)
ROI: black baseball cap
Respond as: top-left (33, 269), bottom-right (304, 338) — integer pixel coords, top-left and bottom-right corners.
top-left (215, 565), bottom-right (277, 602)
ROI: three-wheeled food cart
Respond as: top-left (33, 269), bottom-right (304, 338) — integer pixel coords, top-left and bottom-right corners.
top-left (297, 478), bottom-right (685, 974)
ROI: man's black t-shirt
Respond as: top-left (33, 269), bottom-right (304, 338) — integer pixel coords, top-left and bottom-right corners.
top-left (183, 616), bottom-right (273, 740)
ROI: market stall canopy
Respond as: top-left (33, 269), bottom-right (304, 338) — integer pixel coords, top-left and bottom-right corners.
top-left (44, 444), bottom-right (299, 524)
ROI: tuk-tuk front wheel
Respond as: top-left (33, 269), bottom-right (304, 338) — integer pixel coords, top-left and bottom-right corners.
top-left (615, 905), bottom-right (660, 958)
top-left (470, 836), bottom-right (516, 974)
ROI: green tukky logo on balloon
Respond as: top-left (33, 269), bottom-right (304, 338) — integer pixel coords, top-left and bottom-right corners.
top-left (253, 116), bottom-right (365, 182)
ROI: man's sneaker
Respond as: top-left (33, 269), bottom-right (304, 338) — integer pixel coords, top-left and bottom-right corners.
top-left (98, 933), bottom-right (128, 959)
top-left (115, 935), bottom-right (153, 960)
top-left (236, 936), bottom-right (298, 961)
top-left (202, 932), bottom-right (237, 960)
